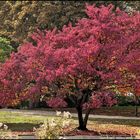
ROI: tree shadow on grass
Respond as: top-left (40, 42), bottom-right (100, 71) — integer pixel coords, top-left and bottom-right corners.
top-left (91, 118), bottom-right (140, 127)
top-left (73, 117), bottom-right (140, 127)
top-left (5, 123), bottom-right (40, 131)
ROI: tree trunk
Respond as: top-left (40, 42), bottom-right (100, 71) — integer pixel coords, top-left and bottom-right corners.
top-left (76, 106), bottom-right (87, 130)
top-left (83, 109), bottom-right (91, 129)
top-left (74, 78), bottom-right (91, 130)
top-left (29, 100), bottom-right (34, 109)
top-left (135, 105), bottom-right (138, 117)
top-left (134, 95), bottom-right (139, 117)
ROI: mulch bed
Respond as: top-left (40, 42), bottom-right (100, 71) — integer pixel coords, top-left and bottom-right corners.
top-left (12, 131), bottom-right (34, 136)
top-left (64, 129), bottom-right (133, 137)
top-left (12, 130), bottom-right (132, 137)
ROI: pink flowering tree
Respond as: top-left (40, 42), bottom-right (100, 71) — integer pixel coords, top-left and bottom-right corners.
top-left (0, 4), bottom-right (140, 130)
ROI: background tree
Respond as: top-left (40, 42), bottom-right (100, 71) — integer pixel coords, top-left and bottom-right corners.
top-left (0, 37), bottom-right (13, 63)
top-left (0, 4), bottom-right (140, 130)
top-left (0, 1), bottom-right (128, 48)
top-left (116, 51), bottom-right (140, 116)
top-left (123, 1), bottom-right (140, 13)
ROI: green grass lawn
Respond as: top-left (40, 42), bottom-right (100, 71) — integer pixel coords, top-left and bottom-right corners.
top-left (0, 111), bottom-right (50, 124)
top-left (0, 110), bottom-right (140, 135)
top-left (0, 111), bottom-right (54, 131)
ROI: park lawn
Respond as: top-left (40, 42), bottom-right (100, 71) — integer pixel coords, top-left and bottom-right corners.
top-left (0, 111), bottom-right (140, 136)
top-left (0, 111), bottom-right (52, 131)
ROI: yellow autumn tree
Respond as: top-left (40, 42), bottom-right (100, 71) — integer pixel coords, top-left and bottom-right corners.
top-left (0, 1), bottom-right (126, 48)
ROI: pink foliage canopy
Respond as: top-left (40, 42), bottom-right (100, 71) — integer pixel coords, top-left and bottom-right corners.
top-left (0, 4), bottom-right (139, 108)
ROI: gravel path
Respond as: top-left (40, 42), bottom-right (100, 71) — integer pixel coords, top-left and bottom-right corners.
top-left (18, 135), bottom-right (138, 139)
top-left (1, 108), bottom-right (140, 120)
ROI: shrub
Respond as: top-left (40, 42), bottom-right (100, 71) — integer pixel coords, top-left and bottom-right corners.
top-left (34, 111), bottom-right (73, 139)
top-left (136, 129), bottom-right (140, 139)
top-left (0, 123), bottom-right (18, 139)
top-left (115, 93), bottom-right (135, 106)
